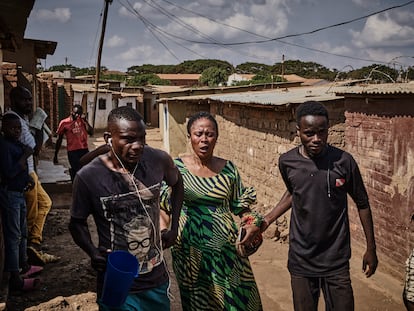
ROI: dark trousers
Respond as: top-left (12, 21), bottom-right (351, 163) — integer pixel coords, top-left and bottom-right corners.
top-left (291, 269), bottom-right (354, 311)
top-left (67, 148), bottom-right (89, 181)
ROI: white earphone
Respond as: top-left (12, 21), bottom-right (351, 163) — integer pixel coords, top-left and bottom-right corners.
top-left (108, 138), bottom-right (112, 147)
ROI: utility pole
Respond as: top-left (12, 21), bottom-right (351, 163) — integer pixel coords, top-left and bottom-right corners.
top-left (92, 0), bottom-right (112, 130)
top-left (281, 54), bottom-right (285, 80)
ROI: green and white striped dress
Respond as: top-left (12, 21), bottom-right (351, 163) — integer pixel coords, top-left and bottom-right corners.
top-left (161, 158), bottom-right (263, 311)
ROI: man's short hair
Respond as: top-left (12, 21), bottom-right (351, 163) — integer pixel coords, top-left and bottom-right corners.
top-left (9, 86), bottom-right (30, 103)
top-left (108, 106), bottom-right (144, 125)
top-left (296, 101), bottom-right (329, 125)
top-left (1, 113), bottom-right (20, 122)
top-left (73, 104), bottom-right (83, 113)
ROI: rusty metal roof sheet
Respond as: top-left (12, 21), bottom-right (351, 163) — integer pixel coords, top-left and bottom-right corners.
top-left (160, 85), bottom-right (345, 106)
top-left (334, 82), bottom-right (414, 95)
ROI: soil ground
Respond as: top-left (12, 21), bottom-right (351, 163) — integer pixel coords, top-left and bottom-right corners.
top-left (3, 128), bottom-right (406, 310)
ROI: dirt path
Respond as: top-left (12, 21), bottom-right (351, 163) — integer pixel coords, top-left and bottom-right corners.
top-left (4, 129), bottom-right (405, 310)
top-left (251, 239), bottom-right (404, 310)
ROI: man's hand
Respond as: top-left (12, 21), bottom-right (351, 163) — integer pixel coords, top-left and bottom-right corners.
top-left (91, 247), bottom-right (110, 272)
top-left (239, 223), bottom-right (261, 245)
top-left (362, 248), bottom-right (378, 277)
top-left (161, 229), bottom-right (178, 249)
top-left (53, 155), bottom-right (59, 165)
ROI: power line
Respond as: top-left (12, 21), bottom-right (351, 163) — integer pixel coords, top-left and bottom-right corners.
top-left (147, 0), bottom-right (411, 65)
top-left (132, 0), bottom-right (271, 62)
top-left (120, 0), bottom-right (181, 62)
top-left (116, 0), bottom-right (414, 67)
top-left (187, 0), bottom-right (414, 46)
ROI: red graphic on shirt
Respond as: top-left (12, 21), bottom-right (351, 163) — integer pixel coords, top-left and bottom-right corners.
top-left (335, 178), bottom-right (345, 187)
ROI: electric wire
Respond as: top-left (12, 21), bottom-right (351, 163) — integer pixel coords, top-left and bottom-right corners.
top-left (117, 0), bottom-right (271, 62)
top-left (133, 0), bottom-right (413, 65)
top-left (114, 0), bottom-right (414, 70)
top-left (121, 0), bottom-right (181, 62)
top-left (185, 0), bottom-right (414, 46)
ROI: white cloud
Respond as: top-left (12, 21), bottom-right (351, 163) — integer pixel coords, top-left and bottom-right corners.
top-left (351, 13), bottom-right (414, 48)
top-left (118, 45), bottom-right (174, 65)
top-left (311, 42), bottom-right (352, 56)
top-left (352, 0), bottom-right (380, 8)
top-left (32, 8), bottom-right (71, 23)
top-left (106, 35), bottom-right (126, 48)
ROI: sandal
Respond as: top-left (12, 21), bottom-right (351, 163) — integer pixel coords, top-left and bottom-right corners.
top-left (40, 252), bottom-right (60, 263)
top-left (22, 278), bottom-right (40, 291)
top-left (20, 265), bottom-right (43, 278)
top-left (10, 277), bottom-right (40, 292)
top-left (27, 246), bottom-right (45, 266)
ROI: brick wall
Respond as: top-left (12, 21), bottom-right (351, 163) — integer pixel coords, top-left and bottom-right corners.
top-left (204, 97), bottom-right (411, 278)
top-left (344, 97), bottom-right (414, 277)
top-left (1, 62), bottom-right (18, 110)
top-left (210, 99), bottom-right (346, 208)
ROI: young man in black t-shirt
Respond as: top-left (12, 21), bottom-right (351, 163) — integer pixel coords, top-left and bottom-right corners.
top-left (261, 101), bottom-right (378, 311)
top-left (69, 107), bottom-right (183, 310)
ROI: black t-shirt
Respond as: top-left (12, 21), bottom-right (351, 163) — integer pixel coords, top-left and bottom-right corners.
top-left (279, 145), bottom-right (370, 276)
top-left (71, 157), bottom-right (168, 295)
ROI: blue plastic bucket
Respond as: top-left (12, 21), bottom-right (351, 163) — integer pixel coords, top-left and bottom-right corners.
top-left (101, 250), bottom-right (139, 307)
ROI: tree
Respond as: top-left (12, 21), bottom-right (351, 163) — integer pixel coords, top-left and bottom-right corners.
top-left (347, 64), bottom-right (398, 82)
top-left (235, 62), bottom-right (272, 74)
top-left (176, 59), bottom-right (233, 74)
top-left (199, 67), bottom-right (227, 86)
top-left (127, 74), bottom-right (170, 86)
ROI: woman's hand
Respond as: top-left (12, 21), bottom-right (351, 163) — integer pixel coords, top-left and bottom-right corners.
top-left (238, 223), bottom-right (261, 245)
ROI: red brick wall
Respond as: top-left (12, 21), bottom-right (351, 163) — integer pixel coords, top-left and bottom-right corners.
top-left (2, 62), bottom-right (18, 110)
top-left (345, 97), bottom-right (414, 278)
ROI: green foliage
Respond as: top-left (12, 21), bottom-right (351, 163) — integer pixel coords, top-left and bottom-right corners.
top-left (176, 59), bottom-right (233, 74)
top-left (41, 59), bottom-right (414, 84)
top-left (347, 64), bottom-right (398, 82)
top-left (235, 62), bottom-right (272, 74)
top-left (271, 60), bottom-right (335, 80)
top-left (232, 74), bottom-right (285, 86)
top-left (127, 64), bottom-right (176, 74)
top-left (101, 73), bottom-right (126, 82)
top-left (199, 67), bottom-right (227, 86)
top-left (127, 59), bottom-right (233, 75)
top-left (126, 74), bottom-right (171, 86)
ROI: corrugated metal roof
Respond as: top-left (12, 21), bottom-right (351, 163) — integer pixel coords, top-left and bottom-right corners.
top-left (334, 82), bottom-right (414, 95)
top-left (71, 84), bottom-right (143, 97)
top-left (160, 85), bottom-right (346, 106)
top-left (156, 74), bottom-right (201, 80)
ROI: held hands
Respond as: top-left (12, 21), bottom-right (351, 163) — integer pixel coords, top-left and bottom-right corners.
top-left (238, 223), bottom-right (261, 245)
top-left (91, 247), bottom-right (111, 272)
top-left (362, 248), bottom-right (378, 277)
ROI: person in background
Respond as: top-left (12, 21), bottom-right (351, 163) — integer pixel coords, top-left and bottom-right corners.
top-left (6, 86), bottom-right (58, 266)
top-left (0, 113), bottom-right (43, 291)
top-left (69, 106), bottom-right (183, 310)
top-left (160, 111), bottom-right (263, 310)
top-left (54, 104), bottom-right (93, 181)
top-left (261, 101), bottom-right (378, 311)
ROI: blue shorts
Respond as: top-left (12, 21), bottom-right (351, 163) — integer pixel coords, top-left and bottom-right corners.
top-left (98, 282), bottom-right (170, 311)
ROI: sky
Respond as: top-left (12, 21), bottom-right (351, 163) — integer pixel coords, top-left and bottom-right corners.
top-left (24, 0), bottom-right (414, 73)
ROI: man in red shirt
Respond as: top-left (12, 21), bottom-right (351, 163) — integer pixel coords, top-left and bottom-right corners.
top-left (54, 105), bottom-right (93, 181)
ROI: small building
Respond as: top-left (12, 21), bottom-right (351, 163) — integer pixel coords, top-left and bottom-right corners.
top-left (158, 82), bottom-right (414, 280)
top-left (156, 74), bottom-right (201, 87)
top-left (227, 73), bottom-right (256, 86)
